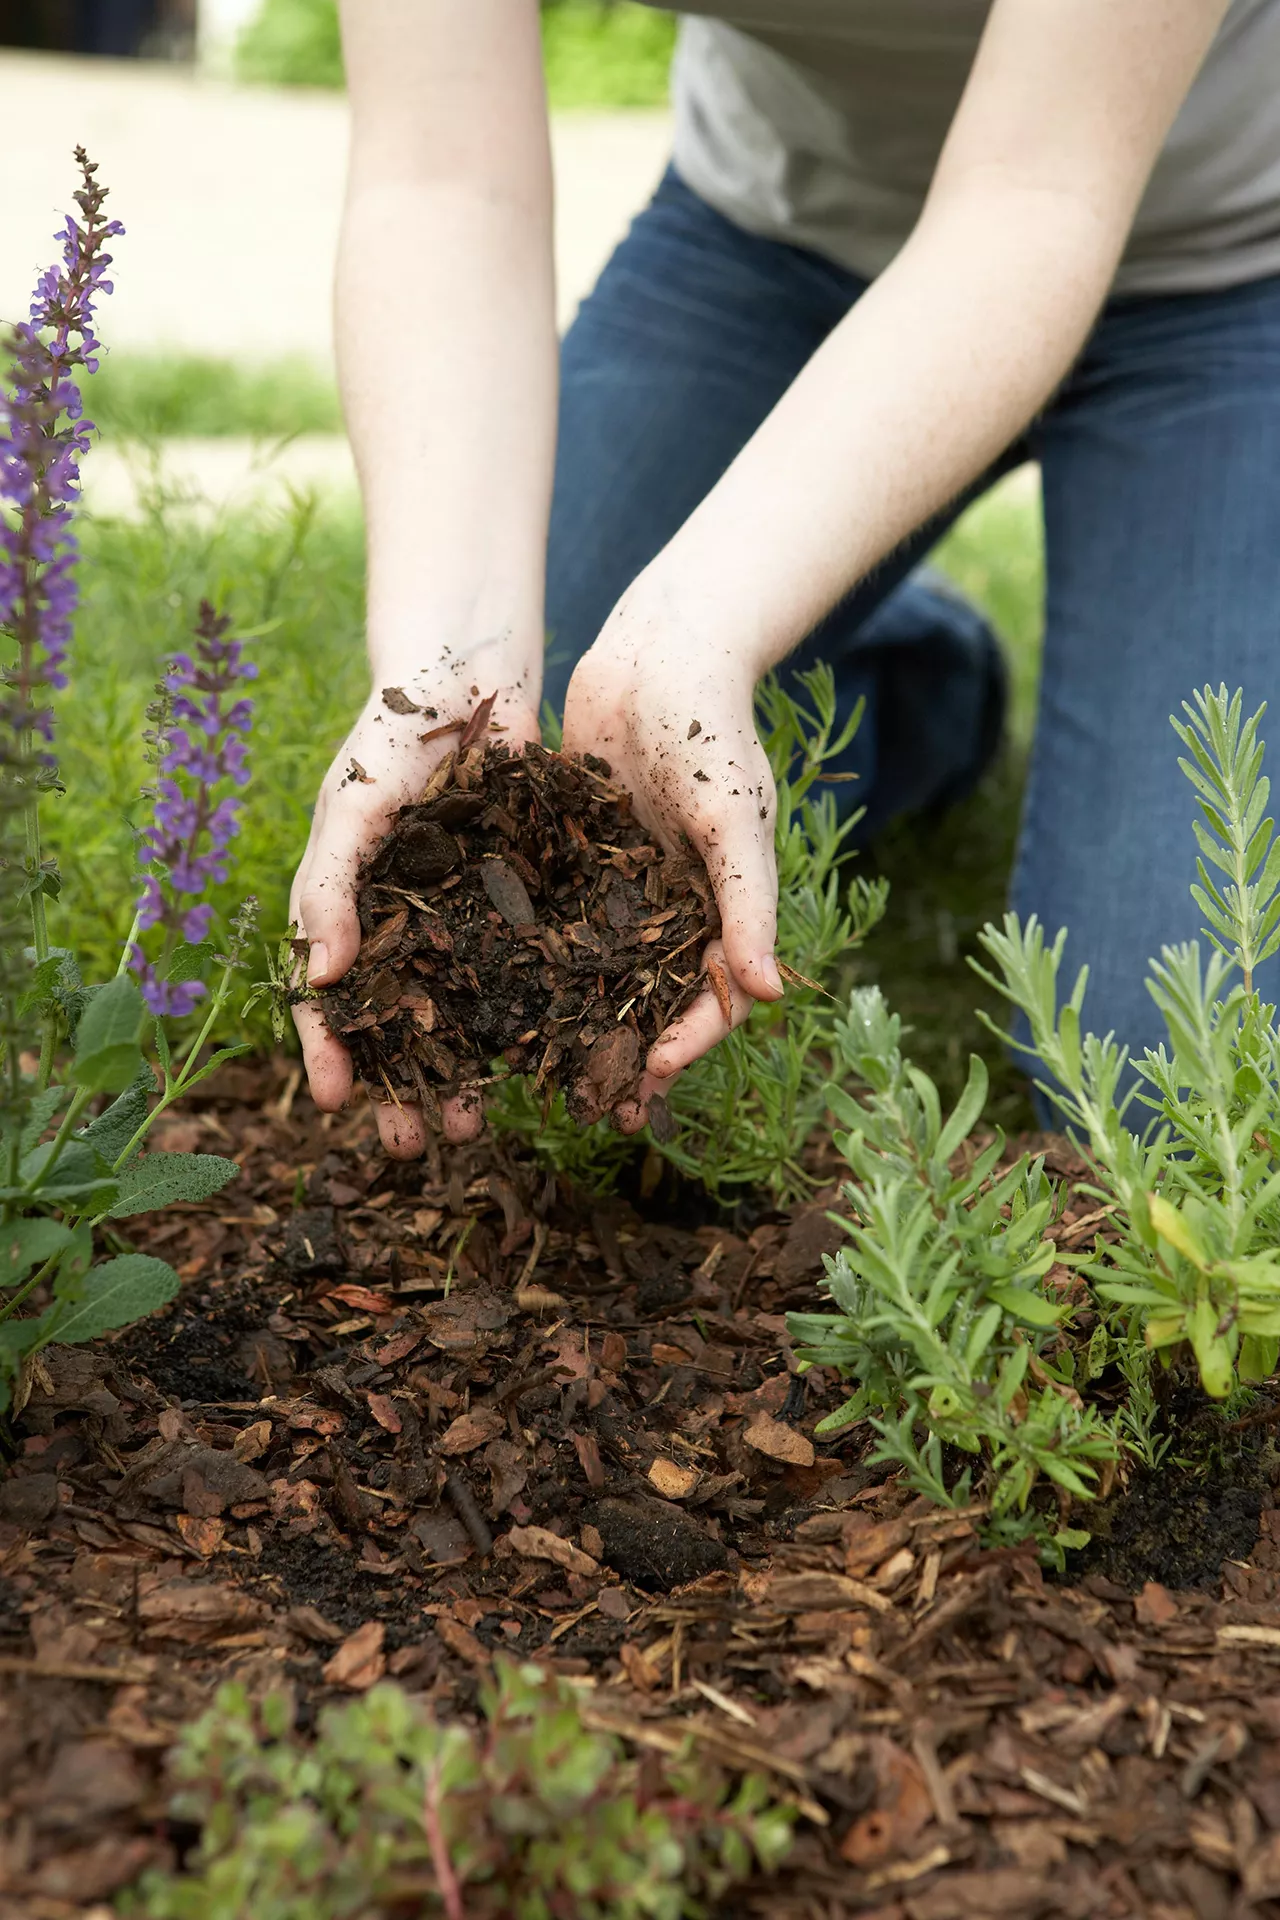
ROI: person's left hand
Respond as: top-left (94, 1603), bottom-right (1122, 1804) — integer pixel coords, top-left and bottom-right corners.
top-left (563, 609), bottom-right (783, 1130)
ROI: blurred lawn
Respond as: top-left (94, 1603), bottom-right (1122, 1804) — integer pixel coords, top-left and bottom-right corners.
top-left (235, 0), bottom-right (678, 108)
top-left (52, 468), bottom-right (1044, 1089)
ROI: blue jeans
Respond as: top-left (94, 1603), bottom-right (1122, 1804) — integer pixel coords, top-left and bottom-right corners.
top-left (545, 166), bottom-right (1280, 1066)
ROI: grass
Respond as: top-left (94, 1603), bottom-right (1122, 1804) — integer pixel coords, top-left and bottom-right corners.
top-left (50, 467), bottom-right (1044, 1086)
top-left (50, 489), bottom-right (368, 1034)
top-left (235, 0), bottom-right (678, 108)
top-left (79, 354), bottom-right (343, 441)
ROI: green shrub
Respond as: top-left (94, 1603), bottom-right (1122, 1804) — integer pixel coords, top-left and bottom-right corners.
top-left (235, 0), bottom-right (678, 109)
top-left (80, 354), bottom-right (342, 441)
top-left (792, 685), bottom-right (1280, 1557)
top-left (127, 1664), bottom-right (795, 1919)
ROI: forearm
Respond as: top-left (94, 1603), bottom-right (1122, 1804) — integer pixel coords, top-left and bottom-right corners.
top-left (619, 182), bottom-right (1113, 674)
top-left (335, 0), bottom-right (556, 696)
top-left (338, 179), bottom-right (556, 689)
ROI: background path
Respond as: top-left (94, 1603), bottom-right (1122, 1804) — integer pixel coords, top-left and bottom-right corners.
top-left (0, 49), bottom-right (671, 359)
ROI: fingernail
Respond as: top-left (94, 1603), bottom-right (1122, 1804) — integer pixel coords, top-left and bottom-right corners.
top-left (760, 953), bottom-right (783, 996)
top-left (306, 941), bottom-right (329, 984)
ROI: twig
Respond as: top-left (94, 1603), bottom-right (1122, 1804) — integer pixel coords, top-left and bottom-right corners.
top-left (0, 1655), bottom-right (151, 1684)
top-left (443, 1470), bottom-right (493, 1557)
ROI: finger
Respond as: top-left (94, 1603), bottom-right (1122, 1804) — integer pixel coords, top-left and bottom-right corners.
top-left (441, 1090), bottom-right (485, 1144)
top-left (293, 1001), bottom-right (353, 1113)
top-left (689, 795), bottom-right (783, 1006)
top-left (374, 1097), bottom-right (429, 1160)
top-left (648, 941), bottom-right (756, 1082)
top-left (296, 803), bottom-right (371, 988)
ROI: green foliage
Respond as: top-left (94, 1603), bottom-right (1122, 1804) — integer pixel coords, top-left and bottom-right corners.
top-left (235, 0), bottom-right (343, 88)
top-left (657, 669), bottom-right (887, 1200)
top-left (79, 355), bottom-right (342, 442)
top-left (789, 988), bottom-right (1117, 1560)
top-left (865, 485), bottom-right (1044, 1134)
top-left (492, 666), bottom-right (887, 1203)
top-left (235, 0), bottom-right (677, 108)
top-left (541, 1), bottom-right (677, 107)
top-left (977, 687), bottom-right (1280, 1406)
top-left (796, 685), bottom-right (1280, 1554)
top-left (127, 1664), bottom-right (794, 1919)
top-left (48, 495), bottom-right (367, 1025)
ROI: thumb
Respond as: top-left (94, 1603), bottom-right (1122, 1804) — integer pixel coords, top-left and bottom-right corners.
top-left (294, 797), bottom-right (376, 989)
top-left (693, 798), bottom-right (782, 1004)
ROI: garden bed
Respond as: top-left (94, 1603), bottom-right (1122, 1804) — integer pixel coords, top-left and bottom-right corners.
top-left (3, 1060), bottom-right (1280, 1917)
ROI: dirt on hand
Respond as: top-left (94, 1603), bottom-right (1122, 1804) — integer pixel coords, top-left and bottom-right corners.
top-left (320, 738), bottom-right (718, 1127)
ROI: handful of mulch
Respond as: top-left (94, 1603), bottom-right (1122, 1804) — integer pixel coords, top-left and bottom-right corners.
top-left (320, 735), bottom-right (719, 1128)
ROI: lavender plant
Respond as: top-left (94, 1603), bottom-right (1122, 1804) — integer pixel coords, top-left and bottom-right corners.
top-left (0, 154), bottom-right (256, 1413)
top-left (793, 685), bottom-right (1280, 1556)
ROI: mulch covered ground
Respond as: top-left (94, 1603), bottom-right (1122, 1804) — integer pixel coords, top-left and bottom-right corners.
top-left (3, 1058), bottom-right (1280, 1919)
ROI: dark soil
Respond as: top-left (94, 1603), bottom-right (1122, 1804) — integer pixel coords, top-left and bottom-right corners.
top-left (321, 739), bottom-right (718, 1127)
top-left (5, 1060), bottom-right (1280, 1920)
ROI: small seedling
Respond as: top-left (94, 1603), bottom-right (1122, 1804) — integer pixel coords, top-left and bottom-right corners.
top-left (126, 1663), bottom-right (795, 1919)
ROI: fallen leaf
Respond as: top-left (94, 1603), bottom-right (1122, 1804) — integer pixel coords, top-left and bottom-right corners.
top-left (366, 1392), bottom-right (402, 1434)
top-left (507, 1523), bottom-right (600, 1577)
top-left (435, 1614), bottom-right (489, 1667)
top-left (439, 1407), bottom-right (507, 1455)
top-left (232, 1419), bottom-right (273, 1463)
top-left (744, 1411), bottom-right (815, 1467)
top-left (325, 1283), bottom-right (395, 1315)
top-left (138, 1580), bottom-right (271, 1644)
top-left (174, 1514), bottom-right (226, 1557)
top-left (571, 1430), bottom-right (606, 1488)
top-left (323, 1619), bottom-right (386, 1690)
top-left (648, 1457), bottom-right (699, 1500)
top-left (287, 1604), bottom-right (345, 1645)
top-left (1135, 1579), bottom-right (1179, 1628)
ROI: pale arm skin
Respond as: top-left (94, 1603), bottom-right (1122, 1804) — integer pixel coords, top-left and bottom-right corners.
top-left (293, 0), bottom-right (1229, 1151)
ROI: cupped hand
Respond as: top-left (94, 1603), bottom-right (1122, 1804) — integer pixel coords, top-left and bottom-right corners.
top-left (290, 679), bottom-right (540, 1157)
top-left (562, 613), bottom-right (782, 1130)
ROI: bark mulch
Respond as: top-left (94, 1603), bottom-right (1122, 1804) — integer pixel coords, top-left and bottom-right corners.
top-left (2, 1059), bottom-right (1280, 1919)
top-left (320, 738), bottom-right (718, 1128)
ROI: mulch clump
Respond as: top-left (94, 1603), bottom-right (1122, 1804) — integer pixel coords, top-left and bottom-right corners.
top-left (320, 735), bottom-right (718, 1127)
top-left (6, 1061), bottom-right (1280, 1918)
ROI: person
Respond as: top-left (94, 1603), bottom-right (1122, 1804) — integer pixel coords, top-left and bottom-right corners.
top-left (291, 0), bottom-right (1280, 1158)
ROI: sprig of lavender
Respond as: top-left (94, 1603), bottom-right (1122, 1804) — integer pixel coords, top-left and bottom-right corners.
top-left (130, 602), bottom-right (257, 1016)
top-left (0, 147), bottom-right (122, 749)
top-left (0, 149), bottom-right (122, 1091)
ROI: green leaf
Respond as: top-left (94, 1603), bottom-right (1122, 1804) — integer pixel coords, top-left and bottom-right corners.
top-left (0, 1219), bottom-right (74, 1289)
top-left (935, 1055), bottom-right (988, 1165)
top-left (1147, 1192), bottom-right (1208, 1270)
top-left (164, 940), bottom-right (216, 985)
top-left (50, 1254), bottom-right (179, 1344)
top-left (16, 1085), bottom-right (69, 1156)
top-left (105, 1151), bottom-right (240, 1219)
top-left (77, 1067), bottom-right (153, 1165)
top-left (988, 1284), bottom-right (1062, 1328)
top-left (72, 976), bottom-right (146, 1093)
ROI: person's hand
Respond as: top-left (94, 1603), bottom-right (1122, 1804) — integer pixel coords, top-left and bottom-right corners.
top-left (290, 678), bottom-right (540, 1157)
top-left (562, 614), bottom-right (783, 1131)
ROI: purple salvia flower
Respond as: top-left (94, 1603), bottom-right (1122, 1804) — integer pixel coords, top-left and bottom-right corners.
top-left (129, 602), bottom-right (256, 1018)
top-left (0, 149), bottom-right (123, 745)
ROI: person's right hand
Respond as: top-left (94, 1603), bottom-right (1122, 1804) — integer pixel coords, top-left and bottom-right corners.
top-left (290, 677), bottom-right (540, 1157)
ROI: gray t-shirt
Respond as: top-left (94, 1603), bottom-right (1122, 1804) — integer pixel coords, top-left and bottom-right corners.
top-left (654, 0), bottom-right (1280, 294)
